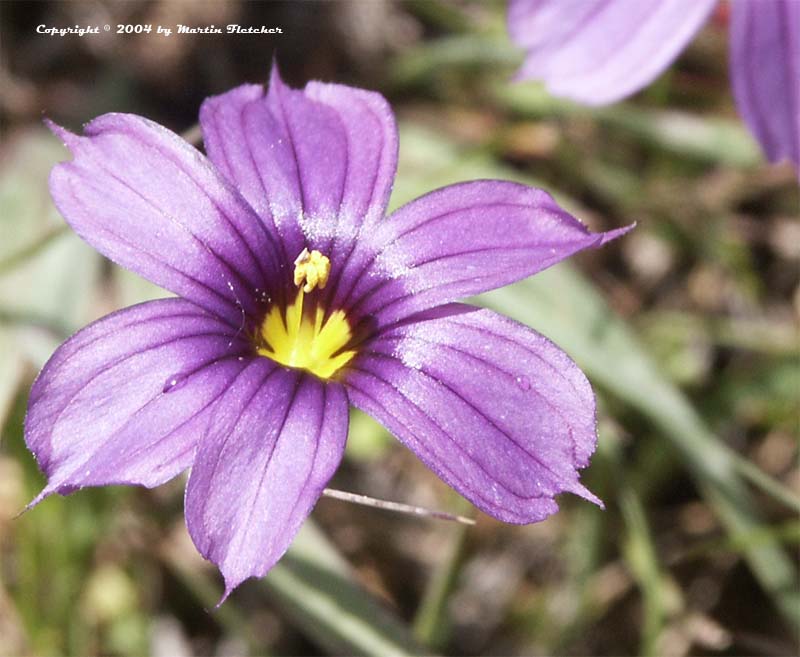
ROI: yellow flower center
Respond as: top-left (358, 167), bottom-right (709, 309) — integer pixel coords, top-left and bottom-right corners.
top-left (257, 249), bottom-right (356, 379)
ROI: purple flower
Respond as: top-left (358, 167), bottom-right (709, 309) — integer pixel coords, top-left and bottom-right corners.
top-left (508, 0), bottom-right (800, 168)
top-left (25, 67), bottom-right (629, 599)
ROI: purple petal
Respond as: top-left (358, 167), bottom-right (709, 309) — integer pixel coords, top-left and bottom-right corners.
top-left (345, 305), bottom-right (601, 524)
top-left (338, 180), bottom-right (631, 329)
top-left (25, 299), bottom-right (250, 502)
top-left (302, 79), bottom-right (398, 228)
top-left (508, 0), bottom-right (716, 105)
top-left (200, 67), bottom-right (398, 265)
top-left (184, 360), bottom-right (348, 599)
top-left (47, 114), bottom-right (282, 326)
top-left (730, 0), bottom-right (800, 167)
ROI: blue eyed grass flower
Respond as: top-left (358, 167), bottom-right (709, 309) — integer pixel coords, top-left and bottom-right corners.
top-left (25, 67), bottom-right (630, 600)
top-left (508, 0), bottom-right (799, 169)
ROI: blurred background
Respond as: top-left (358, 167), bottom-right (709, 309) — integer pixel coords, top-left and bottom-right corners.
top-left (0, 1), bottom-right (798, 655)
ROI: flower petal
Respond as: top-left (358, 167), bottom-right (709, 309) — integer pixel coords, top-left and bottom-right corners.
top-left (338, 180), bottom-right (631, 329)
top-left (25, 299), bottom-right (250, 502)
top-left (508, 0), bottom-right (716, 105)
top-left (730, 0), bottom-right (800, 167)
top-left (200, 67), bottom-right (398, 265)
top-left (302, 79), bottom-right (398, 227)
top-left (48, 114), bottom-right (282, 326)
top-left (345, 305), bottom-right (601, 524)
top-left (184, 360), bottom-right (348, 598)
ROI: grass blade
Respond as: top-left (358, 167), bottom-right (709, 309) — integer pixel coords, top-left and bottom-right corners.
top-left (263, 522), bottom-right (433, 657)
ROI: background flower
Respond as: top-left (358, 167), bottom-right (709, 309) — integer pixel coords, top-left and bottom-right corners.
top-left (508, 0), bottom-right (800, 169)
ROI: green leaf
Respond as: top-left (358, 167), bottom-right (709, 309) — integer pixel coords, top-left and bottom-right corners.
top-left (496, 83), bottom-right (763, 167)
top-left (0, 129), bottom-right (101, 366)
top-left (0, 329), bottom-right (25, 431)
top-left (263, 522), bottom-right (433, 657)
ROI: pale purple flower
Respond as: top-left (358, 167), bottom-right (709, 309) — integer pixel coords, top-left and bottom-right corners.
top-left (25, 67), bottom-right (629, 599)
top-left (508, 0), bottom-right (800, 168)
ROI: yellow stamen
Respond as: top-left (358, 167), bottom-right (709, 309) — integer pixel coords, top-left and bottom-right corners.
top-left (293, 248), bottom-right (331, 293)
top-left (258, 250), bottom-right (354, 379)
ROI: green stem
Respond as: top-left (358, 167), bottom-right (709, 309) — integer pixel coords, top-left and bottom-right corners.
top-left (412, 498), bottom-right (473, 648)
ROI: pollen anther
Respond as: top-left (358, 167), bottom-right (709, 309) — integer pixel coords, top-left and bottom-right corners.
top-left (293, 248), bottom-right (331, 293)
top-left (259, 248), bottom-right (351, 378)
